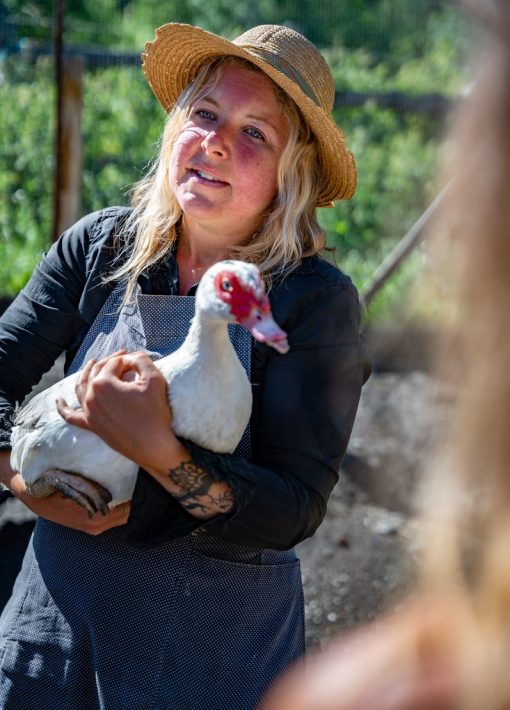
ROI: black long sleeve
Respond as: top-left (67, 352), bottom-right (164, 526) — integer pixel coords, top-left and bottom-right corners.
top-left (0, 208), bottom-right (125, 449)
top-left (0, 208), bottom-right (370, 550)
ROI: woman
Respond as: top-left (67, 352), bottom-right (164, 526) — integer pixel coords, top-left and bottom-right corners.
top-left (263, 2), bottom-right (510, 709)
top-left (0, 24), bottom-right (368, 710)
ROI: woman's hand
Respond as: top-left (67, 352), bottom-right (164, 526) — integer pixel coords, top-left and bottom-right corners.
top-left (57, 351), bottom-right (183, 473)
top-left (0, 452), bottom-right (130, 534)
top-left (56, 351), bottom-right (235, 519)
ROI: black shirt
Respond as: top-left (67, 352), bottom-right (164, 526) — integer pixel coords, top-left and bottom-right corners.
top-left (0, 207), bottom-right (370, 549)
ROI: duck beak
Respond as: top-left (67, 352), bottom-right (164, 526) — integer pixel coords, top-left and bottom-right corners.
top-left (241, 311), bottom-right (290, 354)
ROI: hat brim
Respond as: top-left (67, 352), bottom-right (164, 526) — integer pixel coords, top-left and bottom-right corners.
top-left (142, 23), bottom-right (357, 205)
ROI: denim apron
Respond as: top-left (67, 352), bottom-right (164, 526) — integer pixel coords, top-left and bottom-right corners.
top-left (0, 284), bottom-right (305, 710)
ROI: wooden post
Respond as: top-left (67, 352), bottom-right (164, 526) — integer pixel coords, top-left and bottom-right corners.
top-left (58, 55), bottom-right (83, 237)
top-left (361, 182), bottom-right (452, 307)
top-left (52, 0), bottom-right (64, 241)
top-left (53, 54), bottom-right (83, 240)
top-left (53, 0), bottom-right (83, 240)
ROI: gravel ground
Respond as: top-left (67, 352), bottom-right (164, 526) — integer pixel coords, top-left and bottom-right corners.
top-left (297, 370), bottom-right (453, 648)
top-left (0, 370), bottom-right (452, 650)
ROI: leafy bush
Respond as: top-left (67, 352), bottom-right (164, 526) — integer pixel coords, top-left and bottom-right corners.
top-left (0, 57), bottom-right (54, 293)
top-left (81, 66), bottom-right (163, 213)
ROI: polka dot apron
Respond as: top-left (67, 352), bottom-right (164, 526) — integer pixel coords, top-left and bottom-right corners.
top-left (0, 285), bottom-right (305, 710)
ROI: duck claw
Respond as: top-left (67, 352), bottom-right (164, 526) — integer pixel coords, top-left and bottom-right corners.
top-left (27, 470), bottom-right (113, 518)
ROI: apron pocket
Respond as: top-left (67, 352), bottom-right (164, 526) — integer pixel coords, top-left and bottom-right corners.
top-left (156, 549), bottom-right (304, 710)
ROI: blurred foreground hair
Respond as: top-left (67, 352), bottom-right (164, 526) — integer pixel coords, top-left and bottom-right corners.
top-left (262, 2), bottom-right (510, 709)
top-left (414, 1), bottom-right (510, 704)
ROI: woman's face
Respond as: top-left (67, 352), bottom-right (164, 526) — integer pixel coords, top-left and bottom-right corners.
top-left (169, 63), bottom-right (289, 244)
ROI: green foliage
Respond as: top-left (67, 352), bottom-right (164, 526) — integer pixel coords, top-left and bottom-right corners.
top-left (81, 66), bottom-right (163, 212)
top-left (3, 0), bottom-right (473, 58)
top-left (0, 57), bottom-right (54, 293)
top-left (0, 0), bottom-right (475, 323)
top-left (319, 100), bottom-right (438, 318)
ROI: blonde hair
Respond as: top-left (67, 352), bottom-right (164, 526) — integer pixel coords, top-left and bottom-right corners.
top-left (409, 3), bottom-right (510, 705)
top-left (108, 57), bottom-right (325, 303)
top-left (420, 0), bottom-right (510, 599)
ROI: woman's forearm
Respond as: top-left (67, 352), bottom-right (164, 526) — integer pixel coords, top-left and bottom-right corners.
top-left (138, 430), bottom-right (236, 519)
top-left (0, 450), bottom-right (22, 495)
top-left (1, 450), bottom-right (130, 534)
top-left (145, 446), bottom-right (236, 520)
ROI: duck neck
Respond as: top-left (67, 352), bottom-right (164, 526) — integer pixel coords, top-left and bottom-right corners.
top-left (186, 312), bottom-right (235, 361)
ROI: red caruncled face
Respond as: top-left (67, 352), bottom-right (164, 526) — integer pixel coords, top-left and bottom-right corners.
top-left (214, 269), bottom-right (289, 353)
top-left (214, 271), bottom-right (269, 321)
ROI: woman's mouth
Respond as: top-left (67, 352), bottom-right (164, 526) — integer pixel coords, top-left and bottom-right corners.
top-left (189, 168), bottom-right (228, 186)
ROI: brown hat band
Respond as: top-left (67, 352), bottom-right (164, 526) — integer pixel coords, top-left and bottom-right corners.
top-left (239, 44), bottom-right (320, 106)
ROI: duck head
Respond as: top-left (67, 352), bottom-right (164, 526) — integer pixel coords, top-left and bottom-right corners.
top-left (196, 261), bottom-right (289, 354)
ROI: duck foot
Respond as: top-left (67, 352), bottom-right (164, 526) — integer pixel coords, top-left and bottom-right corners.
top-left (27, 470), bottom-right (113, 518)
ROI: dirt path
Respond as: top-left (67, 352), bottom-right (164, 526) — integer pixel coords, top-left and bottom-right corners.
top-left (298, 370), bottom-right (452, 647)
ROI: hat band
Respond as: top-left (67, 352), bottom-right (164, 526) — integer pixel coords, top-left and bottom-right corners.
top-left (238, 44), bottom-right (320, 106)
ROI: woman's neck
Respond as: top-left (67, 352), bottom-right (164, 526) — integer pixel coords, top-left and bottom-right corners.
top-left (179, 239), bottom-right (226, 271)
top-left (179, 215), bottom-right (259, 258)
top-left (175, 222), bottom-right (236, 295)
top-left (176, 235), bottom-right (228, 296)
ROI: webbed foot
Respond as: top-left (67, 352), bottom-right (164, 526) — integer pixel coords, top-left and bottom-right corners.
top-left (27, 470), bottom-right (113, 518)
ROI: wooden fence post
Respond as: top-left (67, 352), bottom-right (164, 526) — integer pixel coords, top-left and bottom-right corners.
top-left (53, 54), bottom-right (83, 240)
top-left (361, 182), bottom-right (452, 307)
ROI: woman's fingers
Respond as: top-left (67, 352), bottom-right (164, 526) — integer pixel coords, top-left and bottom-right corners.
top-left (56, 349), bottom-right (172, 469)
top-left (85, 501), bottom-right (131, 535)
top-left (75, 351), bottom-right (128, 397)
top-left (75, 357), bottom-right (97, 399)
top-left (98, 351), bottom-right (146, 382)
top-left (59, 350), bottom-right (131, 428)
top-left (87, 350), bottom-right (154, 386)
top-left (56, 396), bottom-right (89, 428)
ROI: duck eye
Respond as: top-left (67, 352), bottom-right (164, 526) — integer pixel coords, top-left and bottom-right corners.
top-left (220, 278), bottom-right (233, 292)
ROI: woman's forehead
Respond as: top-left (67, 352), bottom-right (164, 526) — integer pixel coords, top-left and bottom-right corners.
top-left (201, 62), bottom-right (281, 103)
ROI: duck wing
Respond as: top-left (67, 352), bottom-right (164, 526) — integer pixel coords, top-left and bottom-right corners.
top-left (11, 370), bottom-right (137, 505)
top-left (14, 371), bottom-right (80, 430)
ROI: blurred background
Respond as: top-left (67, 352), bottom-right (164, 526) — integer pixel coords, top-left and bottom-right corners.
top-left (0, 0), bottom-right (477, 646)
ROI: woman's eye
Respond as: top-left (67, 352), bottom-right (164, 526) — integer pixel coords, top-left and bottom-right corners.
top-left (245, 126), bottom-right (265, 141)
top-left (196, 109), bottom-right (216, 121)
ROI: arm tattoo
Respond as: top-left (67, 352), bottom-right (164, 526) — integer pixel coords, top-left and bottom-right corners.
top-left (168, 459), bottom-right (235, 516)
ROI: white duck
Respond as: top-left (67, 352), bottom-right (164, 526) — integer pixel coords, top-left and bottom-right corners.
top-left (10, 260), bottom-right (289, 517)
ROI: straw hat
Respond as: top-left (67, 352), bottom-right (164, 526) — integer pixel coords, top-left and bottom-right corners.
top-left (142, 23), bottom-right (357, 206)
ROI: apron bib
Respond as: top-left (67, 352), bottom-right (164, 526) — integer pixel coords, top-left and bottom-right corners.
top-left (0, 284), bottom-right (305, 710)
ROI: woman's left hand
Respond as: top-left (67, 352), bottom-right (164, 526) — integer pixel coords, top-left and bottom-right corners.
top-left (57, 351), bottom-right (179, 472)
top-left (57, 350), bottom-right (233, 519)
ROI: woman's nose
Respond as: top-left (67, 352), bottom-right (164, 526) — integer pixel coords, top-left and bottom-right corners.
top-left (201, 128), bottom-right (229, 158)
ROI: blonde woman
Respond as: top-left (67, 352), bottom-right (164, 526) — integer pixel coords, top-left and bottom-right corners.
top-left (0, 24), bottom-right (369, 710)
